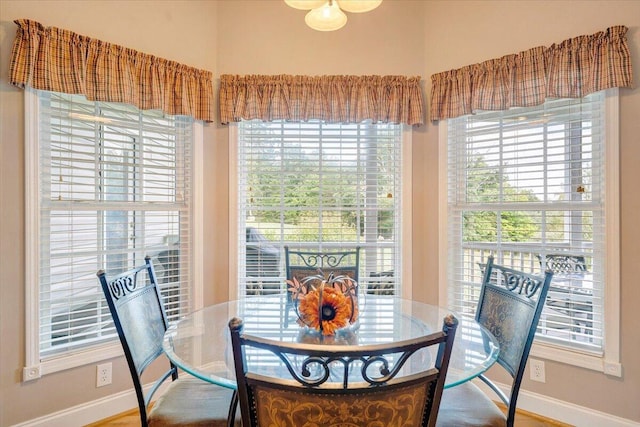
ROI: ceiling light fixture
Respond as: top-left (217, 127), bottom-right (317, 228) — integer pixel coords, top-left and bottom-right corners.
top-left (285, 0), bottom-right (382, 32)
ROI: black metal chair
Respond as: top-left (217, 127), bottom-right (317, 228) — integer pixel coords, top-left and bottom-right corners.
top-left (284, 246), bottom-right (360, 326)
top-left (536, 253), bottom-right (587, 274)
top-left (436, 255), bottom-right (553, 427)
top-left (368, 269), bottom-right (395, 295)
top-left (228, 313), bottom-right (458, 427)
top-left (537, 253), bottom-right (593, 339)
top-left (97, 256), bottom-right (239, 427)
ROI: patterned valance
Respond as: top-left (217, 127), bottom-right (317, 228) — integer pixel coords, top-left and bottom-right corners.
top-left (9, 19), bottom-right (214, 122)
top-left (430, 26), bottom-right (633, 121)
top-left (219, 74), bottom-right (425, 125)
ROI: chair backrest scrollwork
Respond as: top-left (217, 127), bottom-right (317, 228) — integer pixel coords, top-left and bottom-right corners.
top-left (229, 313), bottom-right (458, 427)
top-left (284, 246), bottom-right (360, 286)
top-left (536, 253), bottom-right (587, 275)
top-left (475, 255), bottom-right (553, 426)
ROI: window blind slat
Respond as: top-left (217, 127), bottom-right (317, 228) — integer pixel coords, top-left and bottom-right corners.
top-left (447, 92), bottom-right (605, 352)
top-left (37, 91), bottom-right (194, 358)
top-left (238, 120), bottom-right (402, 298)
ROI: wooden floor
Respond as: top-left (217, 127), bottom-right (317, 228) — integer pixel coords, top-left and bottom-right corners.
top-left (86, 403), bottom-right (574, 427)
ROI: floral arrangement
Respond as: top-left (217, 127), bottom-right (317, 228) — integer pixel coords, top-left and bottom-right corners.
top-left (296, 324), bottom-right (357, 345)
top-left (287, 271), bottom-right (359, 336)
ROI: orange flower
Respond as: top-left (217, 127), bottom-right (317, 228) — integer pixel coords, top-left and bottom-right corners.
top-left (298, 286), bottom-right (356, 336)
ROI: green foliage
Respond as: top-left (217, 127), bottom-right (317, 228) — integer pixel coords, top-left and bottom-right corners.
top-left (463, 156), bottom-right (540, 242)
top-left (247, 141), bottom-right (563, 245)
top-left (245, 139), bottom-right (396, 239)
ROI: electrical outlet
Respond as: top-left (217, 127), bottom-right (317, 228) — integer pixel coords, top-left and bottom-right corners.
top-left (96, 362), bottom-right (112, 387)
top-left (530, 359), bottom-right (545, 383)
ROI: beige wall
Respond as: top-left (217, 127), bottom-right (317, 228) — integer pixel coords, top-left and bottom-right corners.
top-left (420, 2), bottom-right (640, 421)
top-left (1, 0), bottom-right (638, 425)
top-left (0, 1), bottom-right (221, 424)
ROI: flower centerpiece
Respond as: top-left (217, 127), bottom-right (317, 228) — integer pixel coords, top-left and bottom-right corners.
top-left (287, 271), bottom-right (359, 336)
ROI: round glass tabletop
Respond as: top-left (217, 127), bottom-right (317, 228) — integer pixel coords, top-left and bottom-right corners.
top-left (163, 294), bottom-right (499, 389)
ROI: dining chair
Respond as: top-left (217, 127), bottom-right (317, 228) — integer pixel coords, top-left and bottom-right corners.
top-left (98, 256), bottom-right (240, 427)
top-left (368, 269), bottom-right (395, 295)
top-left (537, 253), bottom-right (593, 339)
top-left (436, 255), bottom-right (553, 427)
top-left (283, 246), bottom-right (360, 326)
top-left (536, 253), bottom-right (587, 274)
top-left (228, 313), bottom-right (459, 427)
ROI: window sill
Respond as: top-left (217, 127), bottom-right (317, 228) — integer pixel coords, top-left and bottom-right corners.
top-left (530, 341), bottom-right (621, 377)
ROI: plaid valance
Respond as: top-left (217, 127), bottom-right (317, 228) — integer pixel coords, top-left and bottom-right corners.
top-left (9, 19), bottom-right (214, 122)
top-left (430, 26), bottom-right (633, 121)
top-left (219, 74), bottom-right (425, 125)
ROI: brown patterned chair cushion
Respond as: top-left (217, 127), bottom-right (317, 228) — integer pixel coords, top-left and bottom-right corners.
top-left (252, 383), bottom-right (431, 427)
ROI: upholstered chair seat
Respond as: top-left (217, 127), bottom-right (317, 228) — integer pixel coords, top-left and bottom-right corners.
top-left (148, 377), bottom-right (239, 426)
top-left (436, 381), bottom-right (506, 427)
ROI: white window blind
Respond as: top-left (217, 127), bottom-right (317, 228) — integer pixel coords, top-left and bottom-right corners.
top-left (237, 120), bottom-right (402, 298)
top-left (35, 91), bottom-right (194, 358)
top-left (446, 91), bottom-right (606, 354)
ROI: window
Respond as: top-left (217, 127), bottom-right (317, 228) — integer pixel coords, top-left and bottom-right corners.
top-left (24, 89), bottom-right (200, 378)
top-left (440, 89), bottom-right (621, 374)
top-left (232, 120), bottom-right (410, 300)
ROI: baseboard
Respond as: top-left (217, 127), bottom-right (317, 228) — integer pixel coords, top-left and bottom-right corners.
top-left (11, 388), bottom-right (139, 427)
top-left (13, 379), bottom-right (639, 427)
top-left (475, 380), bottom-right (640, 427)
top-left (10, 381), bottom-right (168, 427)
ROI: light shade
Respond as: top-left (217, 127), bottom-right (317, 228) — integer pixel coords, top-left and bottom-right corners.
top-left (336, 0), bottom-right (382, 13)
top-left (284, 0), bottom-right (326, 10)
top-left (305, 2), bottom-right (348, 32)
top-left (285, 0), bottom-right (382, 31)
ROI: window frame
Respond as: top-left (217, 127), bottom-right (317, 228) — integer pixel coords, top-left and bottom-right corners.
top-left (438, 88), bottom-right (621, 375)
top-left (22, 88), bottom-right (204, 380)
top-left (228, 122), bottom-right (413, 302)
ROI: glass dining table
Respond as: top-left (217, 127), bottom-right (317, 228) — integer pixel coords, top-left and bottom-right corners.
top-left (162, 293), bottom-right (499, 390)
